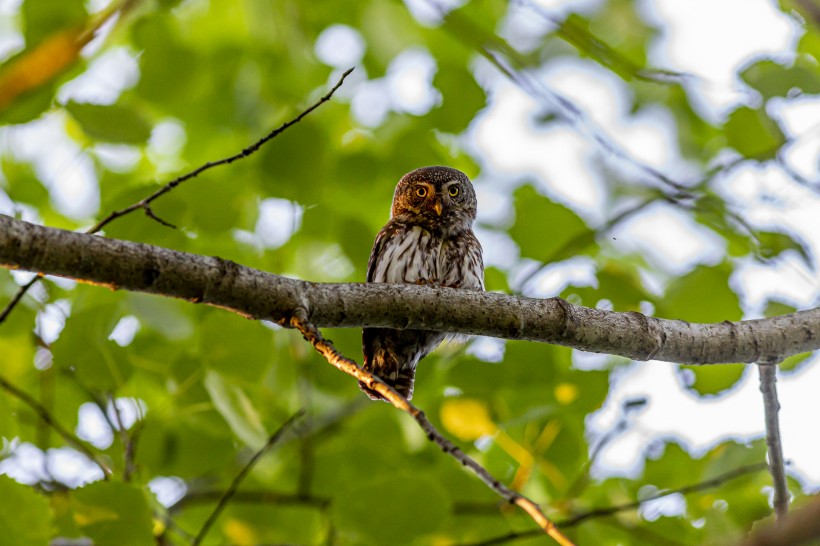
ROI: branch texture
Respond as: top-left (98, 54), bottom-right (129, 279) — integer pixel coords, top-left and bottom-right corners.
top-left (1, 215), bottom-right (817, 365)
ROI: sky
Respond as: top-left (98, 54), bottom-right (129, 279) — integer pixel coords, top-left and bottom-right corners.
top-left (1, 0), bottom-right (820, 502)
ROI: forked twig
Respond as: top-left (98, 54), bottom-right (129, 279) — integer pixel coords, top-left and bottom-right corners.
top-left (0, 68), bottom-right (354, 325)
top-left (190, 411), bottom-right (304, 546)
top-left (288, 309), bottom-right (575, 546)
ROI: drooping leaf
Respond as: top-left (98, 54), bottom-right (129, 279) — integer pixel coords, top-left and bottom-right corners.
top-left (724, 106), bottom-right (786, 159)
top-left (0, 476), bottom-right (52, 546)
top-left (65, 101), bottom-right (152, 144)
top-left (71, 482), bottom-right (153, 546)
top-left (510, 184), bottom-right (596, 264)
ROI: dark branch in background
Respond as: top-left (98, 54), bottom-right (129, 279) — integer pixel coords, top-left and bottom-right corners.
top-left (108, 393), bottom-right (138, 483)
top-left (0, 375), bottom-right (111, 478)
top-left (0, 68), bottom-right (353, 326)
top-left (757, 364), bottom-right (789, 520)
top-left (169, 490), bottom-right (330, 513)
top-left (289, 310), bottom-right (576, 546)
top-left (463, 462), bottom-right (770, 546)
top-left (1, 215), bottom-right (818, 366)
top-left (190, 411), bottom-right (304, 546)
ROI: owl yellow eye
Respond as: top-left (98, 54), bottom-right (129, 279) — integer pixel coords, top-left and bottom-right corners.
top-left (448, 185), bottom-right (460, 197)
top-left (415, 187), bottom-right (427, 198)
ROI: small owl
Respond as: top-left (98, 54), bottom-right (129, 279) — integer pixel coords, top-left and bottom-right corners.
top-left (360, 166), bottom-right (484, 401)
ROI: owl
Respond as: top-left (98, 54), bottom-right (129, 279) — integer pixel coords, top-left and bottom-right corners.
top-left (360, 166), bottom-right (484, 401)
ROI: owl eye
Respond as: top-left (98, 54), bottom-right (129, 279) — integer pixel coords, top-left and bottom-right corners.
top-left (448, 185), bottom-right (460, 197)
top-left (415, 187), bottom-right (428, 198)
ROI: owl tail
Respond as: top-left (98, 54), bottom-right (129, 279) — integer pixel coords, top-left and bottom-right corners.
top-left (359, 357), bottom-right (416, 401)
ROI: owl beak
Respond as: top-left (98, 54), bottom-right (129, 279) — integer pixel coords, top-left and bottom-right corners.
top-left (433, 199), bottom-right (443, 216)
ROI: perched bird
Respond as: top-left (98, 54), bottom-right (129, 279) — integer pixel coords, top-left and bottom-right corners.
top-left (360, 166), bottom-right (484, 400)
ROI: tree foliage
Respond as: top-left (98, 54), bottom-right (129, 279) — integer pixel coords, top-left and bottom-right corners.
top-left (0, 0), bottom-right (818, 544)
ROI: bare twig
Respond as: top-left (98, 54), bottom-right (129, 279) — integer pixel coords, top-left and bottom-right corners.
top-left (0, 275), bottom-right (39, 323)
top-left (0, 375), bottom-right (112, 478)
top-left (169, 490), bottom-right (330, 513)
top-left (0, 68), bottom-right (354, 326)
top-left (108, 394), bottom-right (138, 482)
top-left (288, 310), bottom-right (575, 546)
top-left (463, 461), bottom-right (769, 545)
top-left (757, 363), bottom-right (789, 520)
top-left (86, 67), bottom-right (354, 235)
top-left (190, 411), bottom-right (304, 546)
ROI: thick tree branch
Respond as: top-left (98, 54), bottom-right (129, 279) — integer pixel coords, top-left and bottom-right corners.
top-left (741, 493), bottom-right (820, 546)
top-left (757, 364), bottom-right (789, 520)
top-left (1, 215), bottom-right (818, 365)
top-left (289, 311), bottom-right (574, 546)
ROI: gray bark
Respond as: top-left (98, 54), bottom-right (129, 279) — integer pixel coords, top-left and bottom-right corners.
top-left (0, 214), bottom-right (817, 365)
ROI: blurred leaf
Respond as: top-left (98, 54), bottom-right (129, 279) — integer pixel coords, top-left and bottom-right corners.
top-left (657, 263), bottom-right (742, 324)
top-left (510, 184), bottom-right (595, 264)
top-left (65, 101), bottom-right (152, 144)
top-left (333, 474), bottom-right (450, 544)
top-left (51, 304), bottom-right (133, 390)
top-left (741, 57), bottom-right (820, 99)
top-left (72, 482), bottom-right (153, 546)
top-left (724, 106), bottom-right (786, 159)
top-left (779, 352), bottom-right (812, 372)
top-left (22, 0), bottom-right (86, 47)
top-left (757, 230), bottom-right (812, 265)
top-left (681, 363), bottom-right (747, 396)
top-left (0, 476), bottom-right (52, 546)
top-left (441, 398), bottom-right (497, 441)
top-left (204, 370), bottom-right (268, 449)
top-left (763, 299), bottom-right (796, 318)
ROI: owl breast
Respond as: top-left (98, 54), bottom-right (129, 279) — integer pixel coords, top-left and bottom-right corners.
top-left (369, 225), bottom-right (483, 289)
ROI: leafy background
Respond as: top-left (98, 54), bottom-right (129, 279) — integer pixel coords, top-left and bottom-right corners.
top-left (0, 0), bottom-right (818, 544)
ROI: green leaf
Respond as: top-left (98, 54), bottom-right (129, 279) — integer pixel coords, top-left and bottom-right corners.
top-left (724, 106), bottom-right (785, 159)
top-left (22, 0), bottom-right (86, 47)
top-left (681, 363), bottom-right (747, 396)
top-left (0, 476), bottom-right (52, 546)
top-left (332, 474), bottom-right (450, 544)
top-left (741, 58), bottom-right (820, 100)
top-left (51, 303), bottom-right (133, 390)
top-left (657, 263), bottom-right (742, 324)
top-left (65, 101), bottom-right (152, 144)
top-left (509, 184), bottom-right (595, 263)
top-left (204, 370), bottom-right (268, 449)
top-left (763, 299), bottom-right (796, 318)
top-left (72, 482), bottom-right (153, 546)
top-left (757, 230), bottom-right (812, 265)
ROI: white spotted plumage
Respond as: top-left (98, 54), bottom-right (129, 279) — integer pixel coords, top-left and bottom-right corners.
top-left (360, 166), bottom-right (484, 401)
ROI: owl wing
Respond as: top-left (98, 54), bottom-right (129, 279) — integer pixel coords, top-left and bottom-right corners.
top-left (366, 222), bottom-right (404, 283)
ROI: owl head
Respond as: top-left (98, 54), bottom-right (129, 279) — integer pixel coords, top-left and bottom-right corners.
top-left (391, 166), bottom-right (477, 232)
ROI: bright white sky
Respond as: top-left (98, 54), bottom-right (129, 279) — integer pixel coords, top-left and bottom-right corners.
top-left (1, 0), bottom-right (819, 503)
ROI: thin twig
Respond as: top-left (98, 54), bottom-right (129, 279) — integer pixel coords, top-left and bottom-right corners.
top-left (757, 363), bottom-right (789, 520)
top-left (190, 411), bottom-right (304, 546)
top-left (0, 275), bottom-right (40, 323)
top-left (108, 393), bottom-right (137, 482)
top-left (462, 461), bottom-right (769, 545)
top-left (87, 67), bottom-right (353, 235)
top-left (288, 310), bottom-right (575, 546)
top-left (169, 490), bottom-right (330, 513)
top-left (0, 375), bottom-right (112, 478)
top-left (0, 68), bottom-right (354, 326)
